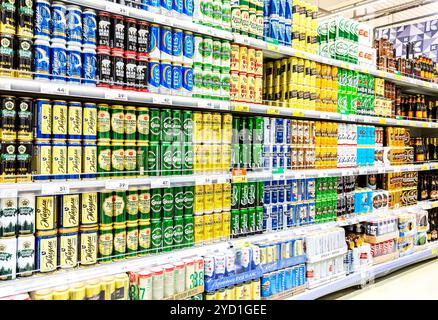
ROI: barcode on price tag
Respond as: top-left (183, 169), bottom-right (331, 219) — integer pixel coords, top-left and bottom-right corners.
top-left (153, 95), bottom-right (172, 105)
top-left (272, 173), bottom-right (285, 180)
top-left (41, 183), bottom-right (70, 195)
top-left (105, 180), bottom-right (129, 190)
top-left (151, 178), bottom-right (170, 189)
top-left (41, 84), bottom-right (69, 95)
top-left (198, 100), bottom-right (214, 109)
top-left (105, 91), bottom-right (128, 100)
top-left (0, 189), bottom-right (17, 198)
top-left (105, 3), bottom-right (129, 15)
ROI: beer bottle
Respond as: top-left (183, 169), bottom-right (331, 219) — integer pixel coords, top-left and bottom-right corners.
top-left (422, 95), bottom-right (427, 119)
top-left (408, 96), bottom-right (414, 119)
top-left (415, 95), bottom-right (422, 119)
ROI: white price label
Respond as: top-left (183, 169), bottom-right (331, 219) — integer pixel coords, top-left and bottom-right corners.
top-left (105, 3), bottom-right (129, 15)
top-left (343, 170), bottom-right (353, 177)
top-left (105, 180), bottom-right (129, 190)
top-left (105, 91), bottom-right (128, 101)
top-left (195, 176), bottom-right (212, 185)
top-left (0, 81), bottom-right (11, 90)
top-left (0, 189), bottom-right (17, 198)
top-left (295, 173), bottom-right (304, 179)
top-left (153, 95), bottom-right (172, 105)
top-left (218, 102), bottom-right (230, 110)
top-left (216, 176), bottom-right (228, 184)
top-left (198, 100), bottom-right (214, 109)
top-left (272, 173), bottom-right (285, 181)
top-left (154, 15), bottom-right (173, 26)
top-left (320, 113), bottom-right (330, 119)
top-left (378, 167), bottom-right (385, 174)
top-left (151, 178), bottom-right (170, 189)
top-left (41, 183), bottom-right (70, 195)
top-left (41, 84), bottom-right (69, 95)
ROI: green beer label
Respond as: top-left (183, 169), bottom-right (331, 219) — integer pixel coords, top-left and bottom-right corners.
top-left (150, 191), bottom-right (162, 219)
top-left (183, 216), bottom-right (194, 246)
top-left (161, 111), bottom-right (173, 142)
top-left (173, 218), bottom-right (184, 248)
top-left (162, 188), bottom-right (174, 218)
top-left (183, 145), bottom-right (194, 173)
top-left (183, 187), bottom-right (194, 215)
top-left (99, 192), bottom-right (113, 224)
top-left (231, 210), bottom-right (240, 235)
top-left (162, 219), bottom-right (173, 251)
top-left (172, 144), bottom-right (182, 173)
top-left (137, 111), bottom-right (150, 141)
top-left (247, 183), bottom-right (256, 207)
top-left (111, 110), bottom-right (125, 136)
top-left (97, 145), bottom-right (111, 173)
top-left (138, 189), bottom-right (151, 219)
top-left (124, 146), bottom-right (137, 172)
top-left (174, 188), bottom-right (184, 217)
top-left (113, 193), bottom-right (126, 223)
top-left (147, 144), bottom-right (159, 175)
top-left (151, 220), bottom-right (162, 251)
top-left (161, 144), bottom-right (173, 174)
top-left (248, 209), bottom-right (255, 232)
top-left (231, 184), bottom-right (240, 210)
top-left (111, 146), bottom-right (125, 171)
top-left (126, 191), bottom-right (138, 220)
top-left (98, 107), bottom-right (111, 138)
top-left (98, 228), bottom-right (113, 260)
top-left (182, 112), bottom-right (193, 142)
top-left (124, 109), bottom-right (137, 138)
top-left (211, 72), bottom-right (221, 94)
top-left (172, 112), bottom-right (182, 142)
top-left (239, 209), bottom-right (248, 232)
top-left (149, 109), bottom-right (161, 141)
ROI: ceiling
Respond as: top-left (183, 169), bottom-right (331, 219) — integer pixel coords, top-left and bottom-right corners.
top-left (315, 0), bottom-right (438, 31)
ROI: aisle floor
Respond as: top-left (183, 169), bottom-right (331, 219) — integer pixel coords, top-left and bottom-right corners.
top-left (320, 258), bottom-right (438, 300)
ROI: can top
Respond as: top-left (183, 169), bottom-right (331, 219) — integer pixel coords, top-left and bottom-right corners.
top-left (125, 17), bottom-right (136, 23)
top-left (114, 223), bottom-right (127, 230)
top-left (59, 227), bottom-right (79, 234)
top-left (138, 270), bottom-right (152, 277)
top-left (52, 140), bottom-right (68, 145)
top-left (68, 101), bottom-right (82, 105)
top-left (124, 52), bottom-right (137, 59)
top-left (97, 46), bottom-right (111, 53)
top-left (97, 103), bottom-right (110, 108)
top-left (80, 225), bottom-right (98, 231)
top-left (137, 20), bottom-right (150, 26)
top-left (83, 102), bottom-right (97, 107)
top-left (34, 39), bottom-right (50, 46)
top-left (36, 0), bottom-right (51, 5)
top-left (137, 107), bottom-right (149, 111)
top-left (36, 230), bottom-right (58, 237)
top-left (137, 53), bottom-right (149, 61)
top-left (67, 42), bottom-right (82, 50)
top-left (53, 100), bottom-right (67, 104)
top-left (83, 47), bottom-right (97, 54)
top-left (51, 42), bottom-right (67, 49)
top-left (184, 31), bottom-right (193, 35)
top-left (67, 140), bottom-right (82, 146)
top-left (111, 50), bottom-right (124, 57)
top-left (83, 8), bottom-right (96, 15)
top-left (150, 267), bottom-right (163, 274)
top-left (32, 289), bottom-right (52, 296)
top-left (100, 276), bottom-right (114, 283)
top-left (98, 11), bottom-right (111, 17)
top-left (173, 28), bottom-right (183, 32)
top-left (66, 4), bottom-right (82, 11)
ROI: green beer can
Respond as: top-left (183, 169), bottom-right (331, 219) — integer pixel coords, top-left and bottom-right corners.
top-left (183, 143), bottom-right (193, 175)
top-left (231, 143), bottom-right (240, 168)
top-left (149, 108), bottom-right (161, 142)
top-left (138, 188), bottom-right (151, 220)
top-left (150, 188), bottom-right (162, 219)
top-left (240, 182), bottom-right (249, 208)
top-left (256, 207), bottom-right (263, 233)
top-left (111, 142), bottom-right (125, 177)
top-left (124, 142), bottom-right (137, 176)
top-left (161, 142), bottom-right (173, 176)
top-left (148, 142), bottom-right (160, 176)
top-left (173, 216), bottom-right (184, 249)
top-left (172, 142), bottom-right (182, 175)
top-left (138, 219), bottom-right (151, 256)
top-left (124, 106), bottom-right (137, 142)
top-left (231, 209), bottom-right (240, 236)
top-left (162, 187), bottom-right (174, 219)
top-left (247, 208), bottom-right (256, 234)
top-left (97, 104), bottom-right (111, 141)
top-left (256, 182), bottom-right (264, 206)
top-left (239, 144), bottom-right (249, 169)
top-left (113, 191), bottom-right (126, 224)
top-left (172, 110), bottom-right (182, 142)
top-left (136, 142), bottom-right (148, 176)
top-left (162, 218), bottom-right (174, 252)
top-left (173, 187), bottom-right (184, 217)
top-left (183, 215), bottom-right (194, 247)
top-left (247, 182), bottom-right (256, 208)
top-left (160, 109), bottom-right (173, 142)
top-left (126, 221), bottom-right (138, 258)
top-left (183, 186), bottom-right (194, 216)
top-left (150, 219), bottom-right (162, 253)
top-left (231, 183), bottom-right (240, 210)
top-left (182, 111), bottom-right (193, 142)
top-left (252, 144), bottom-right (263, 169)
top-left (239, 208), bottom-right (248, 234)
top-left (98, 225), bottom-right (113, 263)
top-left (113, 223), bottom-right (126, 261)
top-left (97, 141), bottom-right (111, 179)
top-left (136, 107), bottom-right (149, 142)
top-left (126, 189), bottom-right (139, 222)
top-left (111, 105), bottom-right (125, 142)
top-left (253, 117), bottom-right (263, 143)
top-left (99, 191), bottom-right (113, 225)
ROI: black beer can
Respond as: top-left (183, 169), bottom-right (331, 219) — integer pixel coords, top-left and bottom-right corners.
top-left (112, 51), bottom-right (124, 88)
top-left (16, 140), bottom-right (32, 181)
top-left (125, 53), bottom-right (136, 89)
top-left (97, 47), bottom-right (112, 87)
top-left (137, 21), bottom-right (149, 55)
top-left (97, 11), bottom-right (111, 48)
top-left (16, 37), bottom-right (32, 79)
top-left (112, 15), bottom-right (125, 50)
top-left (17, 97), bottom-right (33, 141)
top-left (0, 95), bottom-right (16, 141)
top-left (136, 56), bottom-right (148, 92)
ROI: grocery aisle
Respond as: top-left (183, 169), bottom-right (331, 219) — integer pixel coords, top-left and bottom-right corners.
top-left (321, 258), bottom-right (438, 300)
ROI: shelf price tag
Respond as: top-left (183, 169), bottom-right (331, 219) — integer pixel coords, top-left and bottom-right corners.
top-left (421, 165), bottom-right (428, 171)
top-left (408, 121), bottom-right (415, 127)
top-left (294, 52), bottom-right (305, 59)
top-left (151, 178), bottom-right (171, 189)
top-left (422, 122), bottom-right (428, 128)
top-left (292, 110), bottom-right (304, 117)
top-left (394, 74), bottom-right (402, 80)
top-left (378, 71), bottom-right (385, 77)
top-left (105, 90), bottom-right (128, 101)
top-left (216, 176), bottom-right (229, 184)
top-left (232, 169), bottom-right (247, 183)
top-left (234, 104), bottom-right (250, 112)
top-left (41, 183), bottom-right (70, 195)
top-left (105, 180), bottom-right (129, 190)
top-left (195, 176), bottom-right (212, 185)
top-left (433, 163), bottom-right (438, 170)
top-left (105, 3), bottom-right (129, 15)
top-left (267, 107), bottom-right (280, 115)
top-left (272, 168), bottom-right (285, 180)
top-left (218, 101), bottom-right (230, 110)
top-left (266, 43), bottom-right (280, 52)
top-left (378, 118), bottom-right (387, 125)
top-left (396, 120), bottom-right (404, 126)
top-left (432, 247), bottom-right (437, 255)
top-left (377, 167), bottom-right (385, 174)
top-left (41, 84), bottom-right (69, 95)
top-left (153, 95), bottom-right (172, 105)
top-left (0, 189), bottom-right (17, 198)
top-left (0, 81), bottom-right (11, 90)
top-left (198, 100), bottom-right (214, 109)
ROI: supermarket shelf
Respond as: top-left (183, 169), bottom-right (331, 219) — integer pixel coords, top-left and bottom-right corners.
top-left (233, 35), bottom-right (438, 96)
top-left (287, 242), bottom-right (438, 300)
top-left (59, 0), bottom-right (233, 40)
top-left (231, 101), bottom-right (438, 129)
top-left (0, 78), bottom-right (229, 112)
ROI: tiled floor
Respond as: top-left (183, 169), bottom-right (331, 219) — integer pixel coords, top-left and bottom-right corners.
top-left (320, 258), bottom-right (438, 300)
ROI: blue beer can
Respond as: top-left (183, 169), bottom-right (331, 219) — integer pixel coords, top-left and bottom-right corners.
top-left (279, 0), bottom-right (286, 17)
top-left (270, 17), bottom-right (279, 41)
top-left (172, 28), bottom-right (183, 61)
top-left (286, 204), bottom-right (293, 227)
top-left (277, 270), bottom-right (285, 293)
top-left (285, 119), bottom-right (291, 144)
top-left (285, 179), bottom-right (292, 201)
top-left (285, 22), bottom-right (292, 46)
top-left (275, 118), bottom-right (284, 144)
top-left (160, 26), bottom-right (173, 61)
top-left (291, 266), bottom-right (297, 287)
top-left (182, 64), bottom-right (193, 94)
top-left (271, 145), bottom-right (277, 169)
top-left (172, 63), bottom-right (183, 92)
top-left (285, 0), bottom-right (291, 19)
top-left (269, 0), bottom-right (280, 15)
top-left (66, 45), bottom-right (82, 83)
top-left (270, 272), bottom-right (278, 295)
top-left (263, 181), bottom-right (271, 205)
top-left (173, 0), bottom-right (183, 15)
top-left (148, 59), bottom-right (161, 91)
top-left (140, 0), bottom-right (148, 10)
top-left (277, 204), bottom-right (284, 229)
top-left (82, 9), bottom-right (97, 47)
top-left (82, 47), bottom-right (97, 85)
top-left (161, 0), bottom-right (173, 14)
top-left (34, 39), bottom-right (51, 80)
top-left (34, 140), bottom-right (52, 181)
top-left (286, 146), bottom-right (291, 169)
top-left (270, 180), bottom-right (278, 204)
top-left (50, 42), bottom-right (67, 82)
top-left (278, 145), bottom-right (285, 168)
top-left (183, 31), bottom-right (194, 61)
top-left (278, 19), bottom-right (285, 45)
top-left (263, 18), bottom-right (270, 40)
top-left (291, 179), bottom-right (298, 201)
top-left (261, 274), bottom-right (272, 298)
top-left (35, 99), bottom-right (52, 139)
top-left (278, 183), bottom-right (285, 203)
top-left (160, 61), bottom-right (172, 91)
top-left (284, 268), bottom-right (293, 289)
top-left (270, 205), bottom-right (278, 230)
top-left (149, 24), bottom-right (161, 59)
top-left (51, 1), bottom-right (67, 43)
top-left (308, 202), bottom-right (315, 223)
top-left (35, 0), bottom-right (51, 41)
top-left (264, 0), bottom-right (270, 16)
top-left (66, 5), bottom-right (83, 44)
top-left (183, 0), bottom-right (193, 16)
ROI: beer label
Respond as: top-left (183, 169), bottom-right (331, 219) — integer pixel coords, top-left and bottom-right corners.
top-left (138, 191), bottom-right (151, 214)
top-left (98, 147), bottom-right (111, 172)
top-left (68, 106), bottom-right (83, 136)
top-left (151, 224), bottom-right (162, 248)
top-left (84, 145), bottom-right (97, 174)
top-left (184, 147), bottom-right (194, 170)
top-left (231, 8), bottom-right (241, 31)
top-left (0, 197), bottom-right (17, 236)
top-left (98, 110), bottom-right (111, 133)
top-left (17, 236), bottom-right (35, 274)
top-left (183, 221), bottom-right (194, 242)
top-left (98, 232), bottom-right (113, 257)
top-left (112, 148), bottom-right (125, 170)
top-left (114, 229), bottom-right (127, 254)
top-left (161, 116), bottom-right (172, 140)
top-left (113, 195), bottom-right (125, 217)
top-left (204, 185), bottom-right (214, 212)
top-left (174, 190), bottom-right (184, 211)
top-left (163, 224), bottom-right (173, 246)
top-left (59, 233), bottom-right (78, 268)
top-left (111, 111), bottom-right (125, 134)
top-left (68, 146), bottom-right (82, 175)
top-left (194, 187), bottom-right (204, 213)
top-left (124, 111), bottom-right (137, 135)
top-left (52, 104), bottom-right (68, 135)
top-left (52, 145), bottom-right (67, 175)
top-left (61, 195), bottom-right (79, 228)
top-left (83, 107), bottom-right (97, 136)
top-left (162, 146), bottom-right (173, 171)
top-left (127, 229), bottom-right (138, 251)
top-left (126, 193), bottom-right (139, 217)
top-left (172, 146), bottom-right (182, 169)
top-left (147, 147), bottom-right (158, 171)
top-left (162, 191), bottom-right (174, 213)
top-left (124, 148), bottom-right (137, 171)
top-left (80, 231), bottom-right (97, 265)
top-left (139, 226), bottom-right (151, 250)
top-left (184, 190), bottom-right (194, 210)
top-left (81, 193), bottom-right (98, 224)
top-left (37, 236), bottom-right (57, 273)
top-left (137, 113), bottom-right (150, 136)
top-left (18, 195), bottom-right (35, 234)
top-left (149, 114), bottom-right (160, 137)
top-left (173, 223), bottom-right (183, 244)
top-left (36, 197), bottom-right (54, 231)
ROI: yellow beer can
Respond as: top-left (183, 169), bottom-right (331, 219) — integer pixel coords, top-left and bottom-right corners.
top-left (242, 281), bottom-right (252, 300)
top-left (226, 286), bottom-right (235, 300)
top-left (203, 213), bottom-right (214, 243)
top-left (114, 273), bottom-right (129, 300)
top-left (194, 185), bottom-right (204, 214)
top-left (70, 282), bottom-right (86, 300)
top-left (222, 183), bottom-right (232, 211)
top-left (52, 286), bottom-right (70, 300)
top-left (31, 289), bottom-right (53, 300)
top-left (251, 279), bottom-right (261, 300)
top-left (194, 215), bottom-right (204, 244)
top-left (211, 113), bottom-right (222, 143)
top-left (85, 279), bottom-right (101, 300)
top-left (213, 183), bottom-right (223, 212)
top-left (202, 112), bottom-right (212, 144)
top-left (213, 212), bottom-right (222, 241)
top-left (192, 112), bottom-right (203, 143)
top-left (101, 276), bottom-right (116, 300)
top-left (203, 184), bottom-right (214, 213)
top-left (234, 283), bottom-right (245, 300)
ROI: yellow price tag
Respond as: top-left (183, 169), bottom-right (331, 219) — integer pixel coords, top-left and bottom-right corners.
top-left (432, 202), bottom-right (438, 208)
top-left (267, 107), bottom-right (280, 115)
top-left (340, 63), bottom-right (349, 69)
top-left (394, 74), bottom-right (402, 80)
top-left (295, 52), bottom-right (304, 59)
top-left (435, 123), bottom-right (438, 128)
top-left (409, 121), bottom-right (415, 127)
top-left (378, 71), bottom-right (385, 77)
top-left (234, 104), bottom-right (249, 112)
top-left (422, 122), bottom-right (428, 128)
top-left (434, 164), bottom-right (438, 169)
top-left (396, 120), bottom-right (403, 126)
top-left (378, 118), bottom-right (387, 124)
top-left (292, 110), bottom-right (304, 117)
top-left (432, 248), bottom-right (437, 255)
top-left (421, 165), bottom-right (428, 171)
top-left (361, 68), bottom-right (369, 74)
top-left (266, 43), bottom-right (280, 52)
top-left (232, 175), bottom-right (248, 183)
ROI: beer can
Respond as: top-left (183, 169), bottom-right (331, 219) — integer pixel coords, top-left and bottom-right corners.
top-left (138, 219), bottom-right (151, 255)
top-left (126, 221), bottom-right (139, 258)
top-left (113, 223), bottom-right (127, 260)
top-left (111, 105), bottom-right (125, 142)
top-left (183, 215), bottom-right (194, 247)
top-left (51, 140), bottom-right (67, 180)
top-left (35, 0), bottom-right (51, 40)
top-left (16, 234), bottom-right (34, 277)
top-left (67, 141), bottom-right (82, 180)
top-left (58, 227), bottom-right (78, 269)
top-left (150, 219), bottom-right (163, 253)
top-left (83, 103), bottom-right (97, 140)
top-left (35, 230), bottom-right (57, 274)
top-left (138, 188), bottom-right (151, 220)
top-left (58, 194), bottom-right (80, 228)
top-left (193, 215), bottom-right (203, 244)
top-left (98, 225), bottom-right (113, 263)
